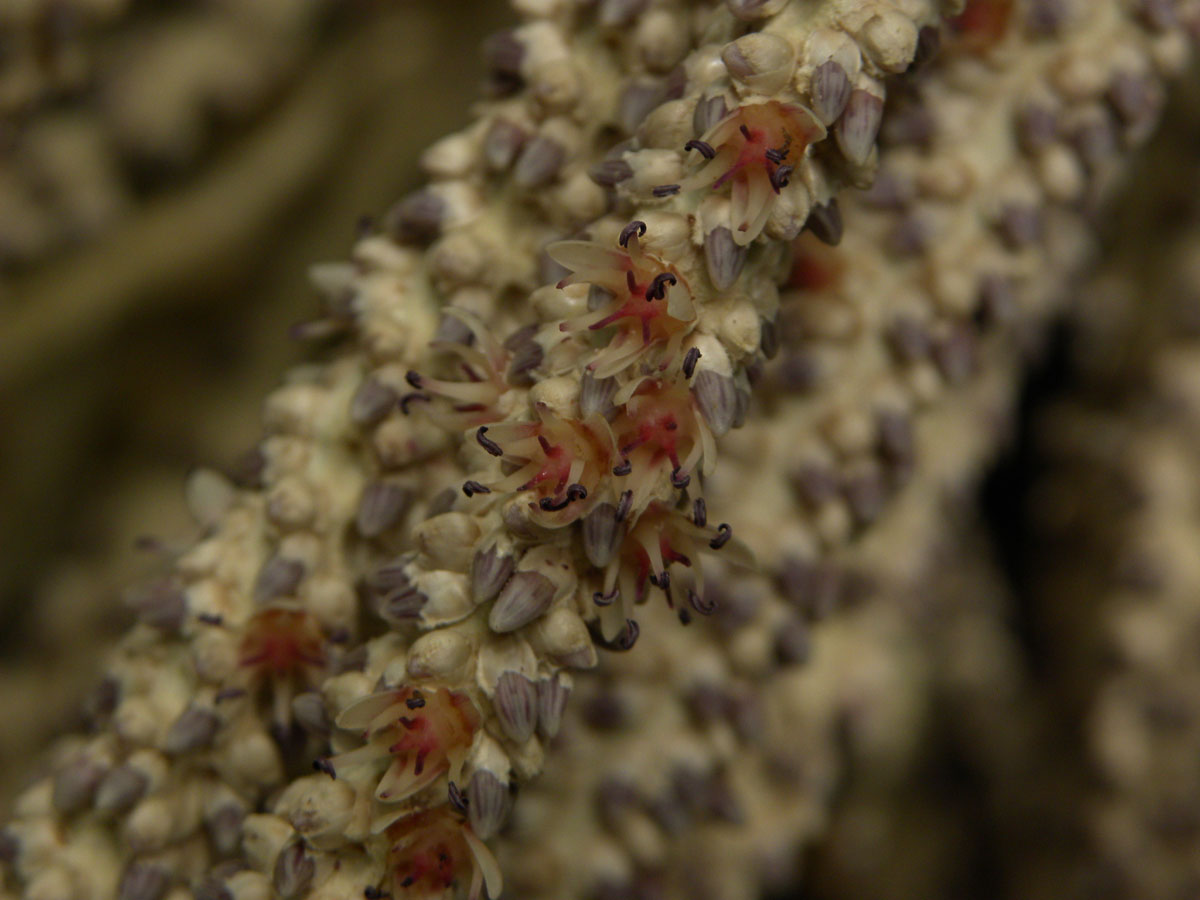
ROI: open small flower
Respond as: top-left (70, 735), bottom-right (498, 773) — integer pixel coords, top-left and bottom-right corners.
top-left (549, 223), bottom-right (696, 378)
top-left (473, 406), bottom-right (616, 527)
top-left (386, 807), bottom-right (502, 900)
top-left (610, 377), bottom-right (715, 514)
top-left (330, 686), bottom-right (480, 807)
top-left (680, 101), bottom-right (825, 245)
top-left (237, 606), bottom-right (326, 729)
top-left (593, 501), bottom-right (752, 640)
top-left (403, 309), bottom-right (523, 429)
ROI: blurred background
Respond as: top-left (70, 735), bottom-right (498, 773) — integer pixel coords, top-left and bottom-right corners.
top-left (1, 2), bottom-right (1199, 899)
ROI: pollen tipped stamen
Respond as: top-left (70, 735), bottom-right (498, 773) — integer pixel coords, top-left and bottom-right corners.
top-left (709, 523), bottom-right (733, 550)
top-left (671, 468), bottom-right (691, 489)
top-left (685, 139), bottom-right (717, 158)
top-left (593, 588), bottom-right (618, 606)
top-left (769, 164), bottom-right (793, 192)
top-left (477, 427), bottom-right (504, 457)
top-left (645, 272), bottom-right (677, 301)
top-left (619, 220), bottom-right (647, 247)
top-left (692, 498), bottom-right (707, 527)
top-left (688, 589), bottom-right (718, 615)
top-left (405, 371), bottom-right (423, 389)
top-left (613, 459), bottom-right (633, 476)
top-left (400, 392), bottom-right (431, 414)
top-left (682, 347), bottom-right (701, 378)
top-left (462, 481), bottom-right (491, 497)
top-left (652, 184), bottom-right (681, 197)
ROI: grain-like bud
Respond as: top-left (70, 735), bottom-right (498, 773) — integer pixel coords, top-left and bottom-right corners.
top-left (494, 672), bottom-right (539, 743)
top-left (164, 706), bottom-right (219, 755)
top-left (371, 562), bottom-right (428, 624)
top-left (489, 571), bottom-right (556, 633)
top-left (467, 770), bottom-right (513, 840)
top-left (94, 764), bottom-right (149, 813)
top-left (504, 324), bottom-right (544, 387)
top-left (579, 373), bottom-right (618, 419)
top-left (692, 370), bottom-right (738, 437)
top-left (703, 226), bottom-right (747, 291)
top-left (836, 89), bottom-right (883, 166)
top-left (53, 755), bottom-right (106, 813)
top-left (291, 692), bottom-right (331, 736)
top-left (350, 377), bottom-right (398, 426)
top-left (810, 60), bottom-right (851, 125)
top-left (536, 674), bottom-right (571, 739)
top-left (598, 0), bottom-right (648, 28)
top-left (206, 804), bottom-right (246, 858)
top-left (693, 95), bottom-right (727, 136)
top-left (805, 199), bottom-right (843, 246)
top-left (273, 843), bottom-right (315, 899)
top-left (387, 189), bottom-right (445, 244)
top-left (356, 482), bottom-right (412, 538)
top-left (582, 503), bottom-right (622, 568)
top-left (588, 158), bottom-right (633, 186)
top-left (514, 136), bottom-right (565, 188)
top-left (725, 0), bottom-right (788, 20)
top-left (483, 118), bottom-right (527, 171)
top-left (118, 863), bottom-right (169, 900)
top-left (254, 556), bottom-right (305, 603)
top-left (722, 33), bottom-right (796, 95)
top-left (126, 578), bottom-right (187, 633)
top-left (472, 546), bottom-right (516, 605)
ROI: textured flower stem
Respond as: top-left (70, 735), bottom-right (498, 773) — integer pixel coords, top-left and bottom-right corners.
top-left (1, 2), bottom-right (1196, 900)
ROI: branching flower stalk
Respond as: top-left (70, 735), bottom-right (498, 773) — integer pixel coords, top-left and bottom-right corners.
top-left (0, 2), bottom-right (1196, 900)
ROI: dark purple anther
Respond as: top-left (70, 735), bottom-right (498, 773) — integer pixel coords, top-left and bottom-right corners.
top-left (684, 139), bottom-right (716, 159)
top-left (462, 481), bottom-right (492, 497)
top-left (616, 490), bottom-right (633, 522)
top-left (404, 370), bottom-right (423, 389)
top-left (619, 220), bottom-right (647, 247)
top-left (692, 498), bottom-right (707, 527)
top-left (476, 427), bottom-right (504, 457)
top-left (671, 468), bottom-right (691, 489)
top-left (709, 524), bottom-right (732, 550)
top-left (613, 459), bottom-right (632, 476)
top-left (313, 758), bottom-right (336, 778)
top-left (682, 347), bottom-right (701, 378)
top-left (593, 589), bottom-right (619, 606)
top-left (652, 184), bottom-right (681, 197)
top-left (646, 272), bottom-right (677, 300)
top-left (688, 589), bottom-right (718, 615)
top-left (769, 164), bottom-right (793, 192)
top-left (448, 781), bottom-right (469, 814)
top-left (405, 693), bottom-right (426, 709)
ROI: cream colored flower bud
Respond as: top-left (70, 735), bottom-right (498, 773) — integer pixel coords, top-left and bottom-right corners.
top-left (722, 33), bottom-right (796, 95)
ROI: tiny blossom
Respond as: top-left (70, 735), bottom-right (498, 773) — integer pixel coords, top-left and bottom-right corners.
top-left (592, 502), bottom-right (752, 640)
top-left (680, 101), bottom-right (825, 245)
top-left (330, 687), bottom-right (480, 814)
top-left (386, 807), bottom-right (502, 900)
top-left (549, 225), bottom-right (696, 379)
top-left (474, 405), bottom-right (616, 527)
top-left (405, 310), bottom-right (521, 429)
top-left (237, 606), bottom-right (326, 729)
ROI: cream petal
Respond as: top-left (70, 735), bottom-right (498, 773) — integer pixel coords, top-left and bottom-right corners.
top-left (336, 691), bottom-right (402, 731)
top-left (464, 828), bottom-right (504, 899)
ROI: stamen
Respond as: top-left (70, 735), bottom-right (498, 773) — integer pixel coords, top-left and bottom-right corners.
top-left (645, 272), bottom-right (678, 300)
top-left (652, 184), bottom-right (681, 197)
top-left (405, 693), bottom-right (426, 710)
top-left (197, 613), bottom-right (224, 626)
top-left (688, 588), bottom-right (718, 615)
top-left (678, 608), bottom-right (693, 625)
top-left (448, 781), bottom-right (469, 814)
top-left (405, 371), bottom-right (424, 389)
top-left (539, 495), bottom-right (571, 511)
top-left (692, 498), bottom-right (707, 527)
top-left (626, 270), bottom-right (638, 293)
top-left (593, 588), bottom-right (619, 606)
top-left (566, 483), bottom-right (589, 502)
top-left (399, 392), bottom-right (430, 414)
top-left (769, 164), bottom-right (793, 192)
top-left (476, 426), bottom-right (504, 457)
top-left (363, 887), bottom-right (388, 899)
top-left (619, 220), bottom-right (647, 247)
top-left (682, 347), bottom-right (701, 378)
top-left (671, 468), bottom-right (691, 489)
top-left (613, 459), bottom-right (632, 476)
top-left (739, 124), bottom-right (752, 140)
top-left (590, 619), bottom-right (640, 651)
top-left (684, 139), bottom-right (716, 159)
top-left (709, 523), bottom-right (733, 550)
top-left (462, 480), bottom-right (492, 497)
top-left (616, 490), bottom-right (633, 522)
top-left (214, 687), bottom-right (246, 703)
